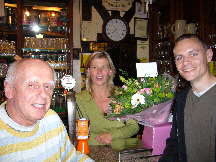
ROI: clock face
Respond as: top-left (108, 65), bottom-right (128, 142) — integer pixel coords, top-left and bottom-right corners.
top-left (104, 18), bottom-right (128, 42)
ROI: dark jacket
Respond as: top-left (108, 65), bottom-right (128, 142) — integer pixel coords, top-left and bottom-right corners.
top-left (159, 86), bottom-right (191, 162)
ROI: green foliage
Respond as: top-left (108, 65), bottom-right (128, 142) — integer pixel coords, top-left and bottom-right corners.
top-left (108, 71), bottom-right (175, 118)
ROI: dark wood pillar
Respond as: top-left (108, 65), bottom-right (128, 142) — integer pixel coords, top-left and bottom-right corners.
top-left (17, 0), bottom-right (23, 57)
top-left (68, 0), bottom-right (73, 75)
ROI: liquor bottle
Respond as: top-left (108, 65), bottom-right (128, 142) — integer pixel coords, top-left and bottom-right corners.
top-left (40, 12), bottom-right (49, 25)
top-left (22, 8), bottom-right (29, 25)
top-left (50, 13), bottom-right (58, 27)
top-left (30, 10), bottom-right (39, 25)
top-left (12, 8), bottom-right (17, 25)
top-left (60, 9), bottom-right (67, 26)
top-left (7, 7), bottom-right (12, 24)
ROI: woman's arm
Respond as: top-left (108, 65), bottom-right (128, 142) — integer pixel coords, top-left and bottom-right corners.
top-left (110, 118), bottom-right (139, 140)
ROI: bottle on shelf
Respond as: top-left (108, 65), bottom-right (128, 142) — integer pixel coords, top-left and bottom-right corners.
top-left (51, 88), bottom-right (67, 113)
top-left (22, 8), bottom-right (30, 25)
top-left (59, 9), bottom-right (67, 26)
top-left (30, 9), bottom-right (39, 26)
top-left (50, 12), bottom-right (58, 27)
top-left (7, 7), bottom-right (12, 24)
top-left (39, 12), bottom-right (49, 26)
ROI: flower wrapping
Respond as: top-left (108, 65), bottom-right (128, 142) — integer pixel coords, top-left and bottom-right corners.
top-left (108, 71), bottom-right (176, 126)
top-left (126, 98), bottom-right (173, 126)
top-left (142, 122), bottom-right (172, 155)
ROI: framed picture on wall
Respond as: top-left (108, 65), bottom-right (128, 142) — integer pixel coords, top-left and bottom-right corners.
top-left (134, 18), bottom-right (148, 39)
top-left (82, 21), bottom-right (98, 41)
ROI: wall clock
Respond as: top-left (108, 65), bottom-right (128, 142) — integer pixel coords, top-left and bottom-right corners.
top-left (89, 1), bottom-right (135, 42)
top-left (103, 18), bottom-right (129, 42)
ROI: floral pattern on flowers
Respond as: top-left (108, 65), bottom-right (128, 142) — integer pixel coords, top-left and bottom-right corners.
top-left (108, 71), bottom-right (175, 118)
top-left (131, 93), bottom-right (145, 107)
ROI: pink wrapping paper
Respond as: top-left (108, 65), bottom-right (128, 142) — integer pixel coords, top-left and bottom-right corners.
top-left (126, 99), bottom-right (173, 126)
top-left (142, 122), bottom-right (172, 155)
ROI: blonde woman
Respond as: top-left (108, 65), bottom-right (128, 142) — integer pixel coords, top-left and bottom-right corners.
top-left (76, 51), bottom-right (140, 160)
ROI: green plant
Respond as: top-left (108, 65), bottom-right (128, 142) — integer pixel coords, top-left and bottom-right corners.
top-left (108, 71), bottom-right (175, 118)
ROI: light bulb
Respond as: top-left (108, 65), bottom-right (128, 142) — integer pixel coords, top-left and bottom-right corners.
top-left (32, 25), bottom-right (40, 32)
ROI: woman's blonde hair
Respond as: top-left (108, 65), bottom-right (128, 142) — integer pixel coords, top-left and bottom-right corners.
top-left (85, 51), bottom-right (116, 96)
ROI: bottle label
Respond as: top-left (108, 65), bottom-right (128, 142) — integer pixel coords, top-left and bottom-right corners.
top-left (40, 12), bottom-right (48, 25)
top-left (50, 16), bottom-right (58, 26)
top-left (22, 14), bottom-right (29, 24)
top-left (76, 118), bottom-right (90, 139)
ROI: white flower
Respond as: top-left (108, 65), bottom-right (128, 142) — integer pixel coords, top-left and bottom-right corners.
top-left (131, 93), bottom-right (145, 107)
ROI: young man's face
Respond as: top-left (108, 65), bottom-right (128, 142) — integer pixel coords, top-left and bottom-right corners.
top-left (5, 60), bottom-right (54, 126)
top-left (174, 38), bottom-right (212, 84)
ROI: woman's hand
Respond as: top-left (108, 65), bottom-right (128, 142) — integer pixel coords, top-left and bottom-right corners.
top-left (95, 132), bottom-right (112, 145)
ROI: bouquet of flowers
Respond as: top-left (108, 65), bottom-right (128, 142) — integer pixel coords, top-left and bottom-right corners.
top-left (108, 71), bottom-right (176, 126)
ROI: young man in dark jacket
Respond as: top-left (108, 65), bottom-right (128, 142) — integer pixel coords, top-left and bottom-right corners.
top-left (159, 34), bottom-right (216, 162)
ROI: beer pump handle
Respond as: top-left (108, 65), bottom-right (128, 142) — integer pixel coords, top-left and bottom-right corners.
top-left (61, 75), bottom-right (77, 145)
top-left (66, 91), bottom-right (77, 145)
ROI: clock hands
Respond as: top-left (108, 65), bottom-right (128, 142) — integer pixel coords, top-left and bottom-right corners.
top-left (104, 18), bottom-right (128, 42)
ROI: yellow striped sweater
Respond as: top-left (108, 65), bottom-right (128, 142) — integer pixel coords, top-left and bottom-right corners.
top-left (0, 102), bottom-right (94, 162)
